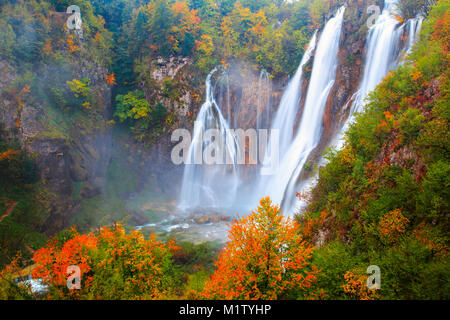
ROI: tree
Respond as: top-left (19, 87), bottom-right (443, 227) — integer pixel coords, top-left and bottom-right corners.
top-left (202, 197), bottom-right (321, 300)
top-left (31, 224), bottom-right (180, 299)
top-left (114, 90), bottom-right (152, 121)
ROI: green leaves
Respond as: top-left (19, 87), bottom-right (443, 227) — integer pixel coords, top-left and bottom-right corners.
top-left (114, 90), bottom-right (152, 121)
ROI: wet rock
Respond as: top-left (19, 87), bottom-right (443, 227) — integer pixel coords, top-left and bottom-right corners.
top-left (194, 216), bottom-right (212, 224)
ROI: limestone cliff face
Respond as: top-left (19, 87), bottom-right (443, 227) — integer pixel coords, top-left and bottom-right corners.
top-left (0, 57), bottom-right (112, 233)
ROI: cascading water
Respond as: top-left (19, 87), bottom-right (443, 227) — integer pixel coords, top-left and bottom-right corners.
top-left (178, 1), bottom-right (424, 218)
top-left (405, 16), bottom-right (424, 55)
top-left (256, 69), bottom-right (272, 130)
top-left (252, 31), bottom-right (318, 205)
top-left (296, 0), bottom-right (426, 212)
top-left (260, 6), bottom-right (346, 215)
top-left (178, 68), bottom-right (240, 212)
top-left (335, 0), bottom-right (422, 151)
top-left (265, 31), bottom-right (317, 160)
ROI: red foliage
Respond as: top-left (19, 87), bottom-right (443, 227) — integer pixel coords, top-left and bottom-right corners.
top-left (202, 197), bottom-right (321, 300)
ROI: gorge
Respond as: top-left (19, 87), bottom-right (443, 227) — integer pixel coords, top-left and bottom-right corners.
top-left (177, 0), bottom-right (425, 220)
top-left (0, 0), bottom-right (447, 300)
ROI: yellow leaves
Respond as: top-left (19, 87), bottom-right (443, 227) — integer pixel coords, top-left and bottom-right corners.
top-left (169, 1), bottom-right (201, 51)
top-left (196, 34), bottom-right (214, 56)
top-left (342, 270), bottom-right (379, 300)
top-left (81, 101), bottom-right (91, 110)
top-left (131, 107), bottom-right (148, 118)
top-left (339, 146), bottom-right (356, 166)
top-left (221, 17), bottom-right (233, 37)
top-left (249, 10), bottom-right (268, 36)
top-left (234, 2), bottom-right (251, 20)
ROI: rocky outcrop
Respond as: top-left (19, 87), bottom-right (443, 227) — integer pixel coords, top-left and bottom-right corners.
top-left (141, 56), bottom-right (198, 120)
top-left (0, 55), bottom-right (112, 233)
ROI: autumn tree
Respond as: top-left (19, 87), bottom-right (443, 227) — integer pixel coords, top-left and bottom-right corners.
top-left (86, 224), bottom-right (180, 300)
top-left (202, 197), bottom-right (321, 300)
top-left (31, 224), bottom-right (180, 300)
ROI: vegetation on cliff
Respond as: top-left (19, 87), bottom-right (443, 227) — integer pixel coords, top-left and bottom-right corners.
top-left (297, 0), bottom-right (449, 299)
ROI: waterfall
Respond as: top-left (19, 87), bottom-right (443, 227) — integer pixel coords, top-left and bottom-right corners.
top-left (266, 31), bottom-right (317, 160)
top-left (256, 69), bottom-right (271, 130)
top-left (261, 6), bottom-right (346, 215)
top-left (178, 68), bottom-right (240, 212)
top-left (405, 16), bottom-right (424, 55)
top-left (252, 30), bottom-right (318, 204)
top-left (335, 0), bottom-right (421, 151)
top-left (295, 0), bottom-right (426, 212)
top-left (218, 71), bottom-right (232, 125)
top-left (178, 1), bottom-right (425, 218)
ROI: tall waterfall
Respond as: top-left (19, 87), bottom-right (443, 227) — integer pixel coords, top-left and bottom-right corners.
top-left (252, 31), bottom-right (318, 205)
top-left (178, 68), bottom-right (240, 212)
top-left (296, 0), bottom-right (425, 212)
top-left (262, 6), bottom-right (346, 214)
top-left (178, 1), bottom-right (425, 218)
top-left (266, 31), bottom-right (317, 160)
top-left (335, 0), bottom-right (422, 151)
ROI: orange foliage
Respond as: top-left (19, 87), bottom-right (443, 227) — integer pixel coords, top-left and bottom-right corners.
top-left (42, 39), bottom-right (53, 56)
top-left (32, 228), bottom-right (97, 297)
top-left (31, 224), bottom-right (177, 299)
top-left (431, 10), bottom-right (450, 56)
top-left (413, 222), bottom-right (448, 257)
top-left (249, 11), bottom-right (267, 36)
top-left (14, 85), bottom-right (30, 128)
top-left (202, 197), bottom-right (320, 300)
top-left (195, 34), bottom-right (214, 55)
top-left (0, 149), bottom-right (21, 161)
top-left (105, 73), bottom-right (117, 85)
top-left (299, 211), bottom-right (328, 240)
top-left (67, 36), bottom-right (79, 53)
top-left (342, 270), bottom-right (379, 300)
top-left (378, 209), bottom-right (409, 243)
top-left (170, 1), bottom-right (201, 51)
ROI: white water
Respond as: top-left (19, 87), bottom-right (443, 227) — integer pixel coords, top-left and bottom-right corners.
top-left (178, 1), bottom-right (425, 218)
top-left (261, 6), bottom-right (345, 215)
top-left (179, 68), bottom-right (240, 212)
top-left (334, 0), bottom-right (423, 151)
top-left (266, 31), bottom-right (317, 160)
top-left (295, 1), bottom-right (425, 212)
top-left (405, 16), bottom-right (424, 55)
top-left (257, 69), bottom-right (272, 130)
